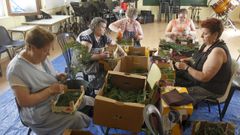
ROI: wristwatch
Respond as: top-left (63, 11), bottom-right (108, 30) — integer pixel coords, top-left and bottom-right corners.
top-left (185, 65), bottom-right (190, 71)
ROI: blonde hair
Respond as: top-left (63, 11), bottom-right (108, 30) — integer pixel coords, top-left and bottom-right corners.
top-left (126, 8), bottom-right (138, 19)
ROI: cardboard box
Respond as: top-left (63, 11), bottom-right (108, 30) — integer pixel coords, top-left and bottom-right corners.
top-left (114, 56), bottom-right (150, 75)
top-left (128, 46), bottom-right (149, 56)
top-left (51, 87), bottom-right (84, 114)
top-left (63, 129), bottom-right (92, 135)
top-left (94, 65), bottom-right (161, 132)
top-left (104, 45), bottom-right (118, 59)
top-left (156, 62), bottom-right (175, 86)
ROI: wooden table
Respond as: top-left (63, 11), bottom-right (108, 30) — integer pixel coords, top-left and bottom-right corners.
top-left (8, 25), bottom-right (36, 39)
top-left (22, 15), bottom-right (70, 32)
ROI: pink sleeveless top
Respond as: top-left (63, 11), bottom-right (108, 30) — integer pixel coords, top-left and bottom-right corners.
top-left (171, 19), bottom-right (191, 33)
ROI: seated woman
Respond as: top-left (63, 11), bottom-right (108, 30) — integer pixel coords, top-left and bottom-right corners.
top-left (165, 8), bottom-right (196, 43)
top-left (174, 18), bottom-right (232, 103)
top-left (6, 26), bottom-right (92, 135)
top-left (74, 17), bottom-right (126, 83)
top-left (109, 7), bottom-right (143, 47)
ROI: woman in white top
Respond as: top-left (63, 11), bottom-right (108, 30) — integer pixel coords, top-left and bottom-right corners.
top-left (6, 26), bottom-right (92, 135)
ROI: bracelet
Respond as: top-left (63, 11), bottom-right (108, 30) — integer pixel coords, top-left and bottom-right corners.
top-left (185, 66), bottom-right (190, 71)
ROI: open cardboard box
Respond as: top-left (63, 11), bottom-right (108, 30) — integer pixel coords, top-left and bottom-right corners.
top-left (128, 46), bottom-right (149, 56)
top-left (93, 64), bottom-right (161, 132)
top-left (51, 88), bottom-right (84, 114)
top-left (113, 56), bottom-right (150, 75)
top-left (104, 45), bottom-right (118, 59)
top-left (156, 62), bottom-right (175, 86)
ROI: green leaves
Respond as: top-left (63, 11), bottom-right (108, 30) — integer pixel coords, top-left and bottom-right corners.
top-left (116, 39), bottom-right (133, 46)
top-left (159, 39), bottom-right (199, 55)
top-left (56, 91), bottom-right (81, 106)
top-left (64, 41), bottom-right (91, 80)
top-left (103, 85), bottom-right (145, 103)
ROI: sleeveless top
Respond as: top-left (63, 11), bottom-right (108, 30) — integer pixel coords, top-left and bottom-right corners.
top-left (78, 29), bottom-right (112, 51)
top-left (123, 21), bottom-right (137, 40)
top-left (171, 19), bottom-right (191, 33)
top-left (74, 29), bottom-right (112, 74)
top-left (191, 40), bottom-right (232, 95)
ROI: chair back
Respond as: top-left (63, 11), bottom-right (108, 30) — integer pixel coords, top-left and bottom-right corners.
top-left (217, 59), bottom-right (239, 102)
top-left (57, 33), bottom-right (76, 72)
top-left (0, 26), bottom-right (12, 46)
top-left (70, 2), bottom-right (85, 16)
top-left (143, 104), bottom-right (164, 135)
top-left (15, 98), bottom-right (32, 135)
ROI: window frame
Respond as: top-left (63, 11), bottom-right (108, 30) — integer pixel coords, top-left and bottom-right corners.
top-left (6, 0), bottom-right (41, 16)
top-left (0, 0), bottom-right (6, 17)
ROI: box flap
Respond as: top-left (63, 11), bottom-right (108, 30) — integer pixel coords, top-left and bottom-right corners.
top-left (106, 71), bottom-right (146, 91)
top-left (147, 63), bottom-right (161, 90)
top-left (114, 56), bottom-right (149, 74)
top-left (128, 46), bottom-right (149, 56)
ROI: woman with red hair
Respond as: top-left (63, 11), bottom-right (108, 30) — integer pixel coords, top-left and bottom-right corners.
top-left (175, 18), bottom-right (232, 103)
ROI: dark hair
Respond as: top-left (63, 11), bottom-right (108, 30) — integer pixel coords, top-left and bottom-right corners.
top-left (201, 18), bottom-right (224, 39)
top-left (89, 17), bottom-right (107, 31)
top-left (178, 8), bottom-right (188, 15)
top-left (25, 26), bottom-right (55, 49)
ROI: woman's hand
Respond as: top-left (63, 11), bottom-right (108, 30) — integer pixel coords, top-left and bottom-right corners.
top-left (99, 51), bottom-right (110, 59)
top-left (48, 83), bottom-right (67, 95)
top-left (171, 32), bottom-right (181, 37)
top-left (134, 34), bottom-right (142, 41)
top-left (175, 62), bottom-right (189, 71)
top-left (56, 73), bottom-right (67, 83)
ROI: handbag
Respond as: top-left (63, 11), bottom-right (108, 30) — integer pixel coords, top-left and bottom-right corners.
top-left (162, 89), bottom-right (194, 106)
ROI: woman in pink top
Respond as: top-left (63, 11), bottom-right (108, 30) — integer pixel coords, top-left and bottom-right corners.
top-left (165, 8), bottom-right (196, 42)
top-left (109, 7), bottom-right (144, 47)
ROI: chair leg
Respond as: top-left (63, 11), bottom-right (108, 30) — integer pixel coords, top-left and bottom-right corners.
top-left (27, 128), bottom-right (32, 135)
top-left (221, 86), bottom-right (235, 120)
top-left (217, 101), bottom-right (222, 121)
top-left (0, 54), bottom-right (2, 77)
top-left (207, 102), bottom-right (211, 113)
top-left (0, 64), bottom-right (2, 77)
top-left (6, 49), bottom-right (13, 59)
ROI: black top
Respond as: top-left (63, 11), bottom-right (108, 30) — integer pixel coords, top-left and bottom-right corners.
top-left (191, 40), bottom-right (232, 95)
top-left (79, 29), bottom-right (112, 50)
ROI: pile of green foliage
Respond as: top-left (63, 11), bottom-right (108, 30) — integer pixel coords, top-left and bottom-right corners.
top-left (56, 91), bottom-right (82, 106)
top-left (103, 84), bottom-right (145, 103)
top-left (193, 121), bottom-right (235, 135)
top-left (159, 39), bottom-right (199, 56)
top-left (161, 68), bottom-right (175, 80)
top-left (116, 39), bottom-right (133, 46)
top-left (159, 67), bottom-right (175, 86)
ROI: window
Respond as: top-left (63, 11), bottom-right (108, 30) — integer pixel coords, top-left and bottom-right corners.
top-left (6, 0), bottom-right (41, 16)
top-left (0, 0), bottom-right (5, 17)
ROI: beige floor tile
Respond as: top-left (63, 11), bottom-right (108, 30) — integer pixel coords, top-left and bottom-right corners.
top-left (0, 21), bottom-right (239, 94)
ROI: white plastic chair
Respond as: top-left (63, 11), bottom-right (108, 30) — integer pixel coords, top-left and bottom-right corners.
top-left (205, 59), bottom-right (239, 121)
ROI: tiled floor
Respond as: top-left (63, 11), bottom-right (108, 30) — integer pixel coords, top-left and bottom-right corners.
top-left (0, 21), bottom-right (240, 94)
